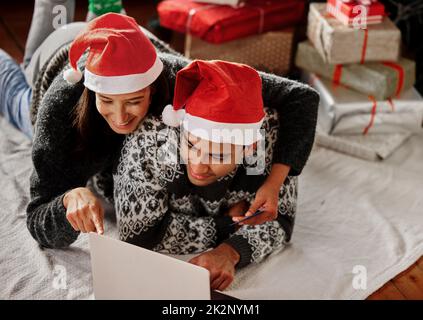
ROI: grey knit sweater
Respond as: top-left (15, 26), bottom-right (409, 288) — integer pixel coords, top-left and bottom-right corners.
top-left (26, 31), bottom-right (319, 249)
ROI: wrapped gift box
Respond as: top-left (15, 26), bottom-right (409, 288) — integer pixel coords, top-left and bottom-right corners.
top-left (158, 0), bottom-right (305, 44)
top-left (303, 72), bottom-right (423, 135)
top-left (307, 3), bottom-right (401, 64)
top-left (326, 0), bottom-right (386, 27)
top-left (315, 131), bottom-right (412, 161)
top-left (184, 29), bottom-right (294, 76)
top-left (295, 41), bottom-right (415, 100)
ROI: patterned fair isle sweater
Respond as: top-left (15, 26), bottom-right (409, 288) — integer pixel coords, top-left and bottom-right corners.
top-left (114, 109), bottom-right (297, 268)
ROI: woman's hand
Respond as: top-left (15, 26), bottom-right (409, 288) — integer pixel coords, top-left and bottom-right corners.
top-left (225, 200), bottom-right (249, 218)
top-left (231, 163), bottom-right (290, 226)
top-left (63, 187), bottom-right (104, 234)
top-left (189, 243), bottom-right (240, 291)
top-left (231, 182), bottom-right (279, 225)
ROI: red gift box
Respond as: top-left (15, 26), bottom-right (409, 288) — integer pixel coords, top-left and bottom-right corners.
top-left (327, 0), bottom-right (386, 27)
top-left (157, 0), bottom-right (305, 44)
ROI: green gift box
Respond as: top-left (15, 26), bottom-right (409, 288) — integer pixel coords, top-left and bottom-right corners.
top-left (295, 41), bottom-right (416, 100)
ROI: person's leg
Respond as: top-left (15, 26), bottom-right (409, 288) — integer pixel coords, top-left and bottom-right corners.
top-left (0, 50), bottom-right (33, 139)
top-left (24, 22), bottom-right (87, 89)
top-left (23, 0), bottom-right (75, 69)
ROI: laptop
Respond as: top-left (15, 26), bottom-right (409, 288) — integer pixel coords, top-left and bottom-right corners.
top-left (89, 233), bottom-right (236, 300)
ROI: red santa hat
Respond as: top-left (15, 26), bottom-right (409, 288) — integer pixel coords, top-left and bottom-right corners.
top-left (162, 60), bottom-right (264, 146)
top-left (63, 13), bottom-right (163, 95)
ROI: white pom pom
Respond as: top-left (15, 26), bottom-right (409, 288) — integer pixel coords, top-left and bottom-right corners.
top-left (162, 104), bottom-right (185, 127)
top-left (63, 67), bottom-right (83, 84)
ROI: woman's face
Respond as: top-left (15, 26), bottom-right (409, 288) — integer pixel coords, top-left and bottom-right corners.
top-left (95, 86), bottom-right (152, 134)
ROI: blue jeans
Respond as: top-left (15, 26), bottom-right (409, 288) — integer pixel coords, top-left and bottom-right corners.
top-left (0, 50), bottom-right (33, 139)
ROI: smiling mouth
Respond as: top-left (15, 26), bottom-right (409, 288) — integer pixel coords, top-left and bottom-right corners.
top-left (188, 166), bottom-right (212, 180)
top-left (113, 118), bottom-right (134, 128)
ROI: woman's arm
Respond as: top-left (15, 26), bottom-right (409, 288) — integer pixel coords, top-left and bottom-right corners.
top-left (225, 176), bottom-right (298, 268)
top-left (27, 74), bottom-right (105, 247)
top-left (237, 163), bottom-right (290, 225)
top-left (242, 74), bottom-right (319, 223)
top-left (259, 72), bottom-right (319, 176)
top-left (27, 136), bottom-right (82, 248)
top-left (27, 178), bottom-right (79, 248)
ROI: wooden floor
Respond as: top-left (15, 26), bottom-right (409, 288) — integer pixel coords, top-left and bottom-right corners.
top-left (367, 257), bottom-right (423, 300)
top-left (0, 0), bottom-right (422, 300)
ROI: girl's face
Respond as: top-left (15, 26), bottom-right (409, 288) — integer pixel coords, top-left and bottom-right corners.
top-left (95, 86), bottom-right (152, 134)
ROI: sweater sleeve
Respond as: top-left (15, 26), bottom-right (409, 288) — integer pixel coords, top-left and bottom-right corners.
top-left (114, 116), bottom-right (236, 252)
top-left (27, 182), bottom-right (79, 248)
top-left (26, 75), bottom-right (85, 248)
top-left (259, 72), bottom-right (320, 176)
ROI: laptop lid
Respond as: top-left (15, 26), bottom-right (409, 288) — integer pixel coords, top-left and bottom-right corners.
top-left (89, 233), bottom-right (211, 300)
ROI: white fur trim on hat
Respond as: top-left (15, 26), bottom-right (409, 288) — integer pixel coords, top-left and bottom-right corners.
top-left (182, 113), bottom-right (264, 146)
top-left (83, 55), bottom-right (163, 94)
top-left (64, 67), bottom-right (83, 84)
top-left (162, 104), bottom-right (186, 127)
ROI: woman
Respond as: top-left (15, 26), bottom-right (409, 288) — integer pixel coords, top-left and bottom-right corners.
top-left (1, 13), bottom-right (168, 246)
top-left (24, 13), bottom-right (170, 248)
top-left (0, 13), bottom-right (319, 249)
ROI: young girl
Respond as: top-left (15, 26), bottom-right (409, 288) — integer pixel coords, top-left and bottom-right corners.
top-left (0, 13), bottom-right (318, 249)
top-left (1, 13), bottom-right (168, 248)
top-left (114, 60), bottom-right (301, 291)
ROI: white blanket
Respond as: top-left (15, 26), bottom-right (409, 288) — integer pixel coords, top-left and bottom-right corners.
top-left (225, 135), bottom-right (423, 299)
top-left (1, 116), bottom-right (422, 300)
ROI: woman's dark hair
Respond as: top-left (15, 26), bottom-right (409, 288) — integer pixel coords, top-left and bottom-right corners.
top-left (71, 72), bottom-right (170, 159)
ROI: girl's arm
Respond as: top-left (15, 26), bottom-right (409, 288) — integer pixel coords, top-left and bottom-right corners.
top-left (259, 71), bottom-right (320, 175)
top-left (243, 73), bottom-right (319, 223)
top-left (226, 110), bottom-right (299, 268)
top-left (225, 175), bottom-right (298, 268)
top-left (235, 163), bottom-right (290, 225)
top-left (27, 77), bottom-right (85, 248)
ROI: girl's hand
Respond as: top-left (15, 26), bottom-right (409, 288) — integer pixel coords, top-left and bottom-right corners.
top-left (231, 163), bottom-right (290, 226)
top-left (63, 187), bottom-right (104, 234)
top-left (225, 200), bottom-right (249, 218)
top-left (231, 182), bottom-right (279, 226)
top-left (189, 243), bottom-right (239, 291)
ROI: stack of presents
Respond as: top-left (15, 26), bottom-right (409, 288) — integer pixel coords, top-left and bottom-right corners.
top-left (157, 0), bottom-right (423, 161)
top-left (157, 0), bottom-right (305, 76)
top-left (297, 0), bottom-right (423, 160)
